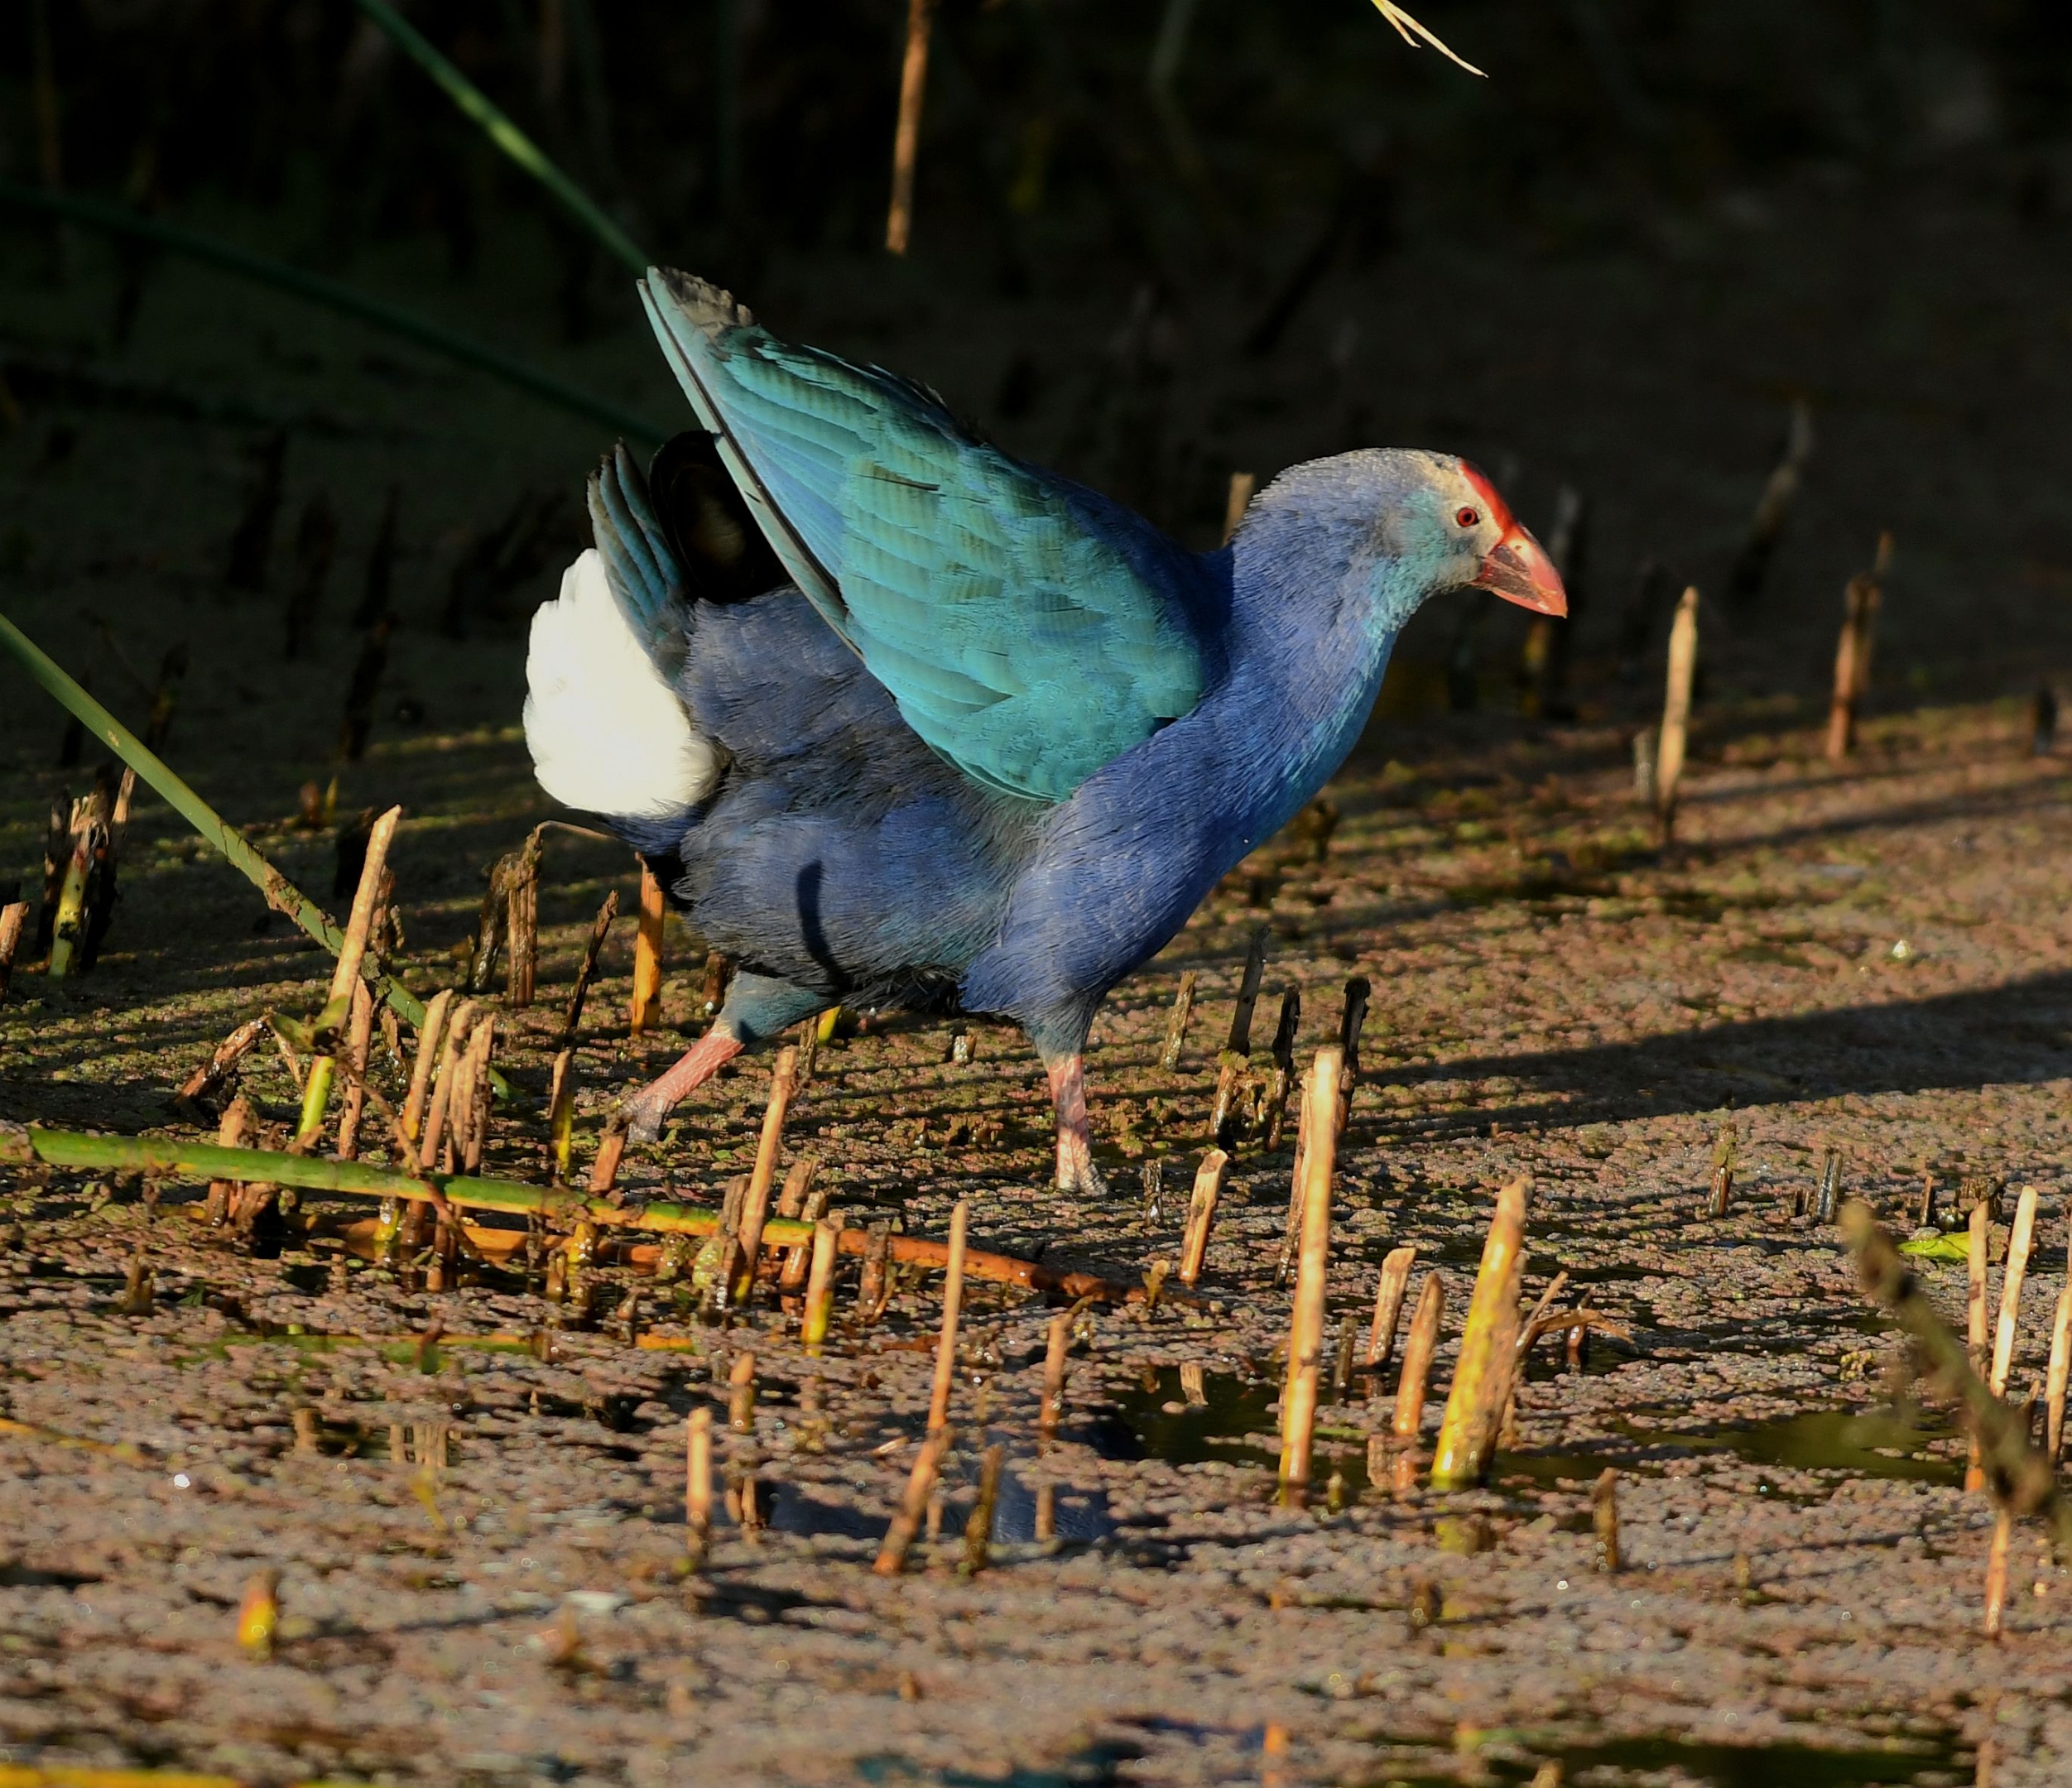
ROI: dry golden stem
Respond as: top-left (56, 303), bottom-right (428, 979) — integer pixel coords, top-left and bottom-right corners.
top-left (1392, 1272), bottom-right (1445, 1441)
top-left (884, 0), bottom-right (936, 255)
top-left (546, 1048), bottom-right (575, 1181)
top-left (588, 1111), bottom-right (629, 1198)
top-left (336, 978), bottom-right (376, 1161)
top-left (459, 1017), bottom-right (496, 1175)
top-left (1826, 572), bottom-right (1882, 759)
top-left (504, 833), bottom-right (540, 1009)
top-left (775, 1156), bottom-right (818, 1220)
top-left (875, 1425), bottom-right (953, 1575)
top-left (2046, 1285), bottom-right (2072, 1462)
top-left (1177, 1148), bottom-right (1227, 1288)
top-left (802, 1218), bottom-right (839, 1355)
top-left (204, 1097), bottom-right (256, 1226)
top-left (1368, 0), bottom-right (1485, 77)
top-left (728, 1352), bottom-right (757, 1435)
top-left (1591, 1468), bottom-right (1622, 1573)
top-left (1160, 969), bottom-right (1198, 1070)
top-left (1221, 472), bottom-right (1256, 547)
top-left (237, 1569), bottom-right (280, 1660)
top-left (175, 1016), bottom-right (268, 1113)
top-left (926, 1199), bottom-right (969, 1434)
top-left (1278, 1047), bottom-right (1343, 1497)
top-left (300, 804), bottom-right (401, 1140)
top-left (1991, 1185), bottom-right (2039, 1396)
top-left (559, 887), bottom-right (619, 1048)
top-left (685, 1407), bottom-right (713, 1568)
top-left (418, 1000), bottom-right (478, 1167)
top-left (630, 865), bottom-right (664, 1035)
top-left (1430, 1175), bottom-right (1531, 1490)
top-left (401, 988), bottom-right (454, 1145)
top-left (731, 1045), bottom-right (798, 1302)
top-left (1040, 1301), bottom-right (1089, 1436)
top-left (1367, 1245), bottom-right (1416, 1368)
top-left (1983, 1507), bottom-right (2012, 1639)
top-left (779, 1190), bottom-right (829, 1292)
top-left (0, 900), bottom-right (26, 1004)
top-left (963, 1443), bottom-right (1003, 1574)
top-left (1655, 588), bottom-right (1699, 841)
top-left (1968, 1199), bottom-right (1992, 1492)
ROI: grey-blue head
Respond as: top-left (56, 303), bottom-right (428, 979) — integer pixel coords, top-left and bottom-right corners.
top-left (1234, 447), bottom-right (1566, 644)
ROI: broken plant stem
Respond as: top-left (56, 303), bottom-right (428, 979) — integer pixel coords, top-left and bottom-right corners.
top-left (1655, 587), bottom-right (1699, 844)
top-left (631, 866), bottom-right (665, 1035)
top-left (686, 1408), bottom-right (713, 1568)
top-left (1176, 1148), bottom-right (1227, 1289)
top-left (1278, 1048), bottom-right (1343, 1499)
top-left (731, 1045), bottom-right (798, 1303)
top-left (300, 804), bottom-right (401, 1141)
top-left (1368, 1245), bottom-right (1416, 1369)
top-left (1160, 969), bottom-right (1197, 1071)
top-left (1430, 1175), bottom-right (1531, 1491)
top-left (875, 1425), bottom-right (953, 1575)
top-left (801, 1218), bottom-right (839, 1355)
top-left (884, 0), bottom-right (936, 255)
top-left (559, 888), bottom-right (619, 1049)
top-left (2047, 1286), bottom-right (2072, 1463)
top-left (927, 1199), bottom-right (969, 1434)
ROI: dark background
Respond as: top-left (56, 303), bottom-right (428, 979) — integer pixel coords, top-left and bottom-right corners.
top-left (2, 0), bottom-right (2069, 805)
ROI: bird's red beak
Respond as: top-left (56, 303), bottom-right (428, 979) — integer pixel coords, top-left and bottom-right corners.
top-left (1471, 525), bottom-right (1567, 617)
top-left (1459, 459), bottom-right (1568, 617)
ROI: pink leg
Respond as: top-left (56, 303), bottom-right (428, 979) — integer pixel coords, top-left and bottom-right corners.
top-left (624, 1026), bottom-right (744, 1144)
top-left (1046, 1053), bottom-right (1108, 1196)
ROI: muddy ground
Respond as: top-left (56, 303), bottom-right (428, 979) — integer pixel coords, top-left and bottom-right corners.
top-left (5, 123), bottom-right (2072, 1787)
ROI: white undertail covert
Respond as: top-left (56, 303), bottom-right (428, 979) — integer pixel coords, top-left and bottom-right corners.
top-left (523, 548), bottom-right (717, 820)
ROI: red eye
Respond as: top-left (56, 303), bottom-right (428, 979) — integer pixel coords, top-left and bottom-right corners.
top-left (1455, 506), bottom-right (1480, 528)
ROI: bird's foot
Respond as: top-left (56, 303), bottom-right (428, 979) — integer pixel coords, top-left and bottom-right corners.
top-left (1055, 1150), bottom-right (1110, 1199)
top-left (620, 1026), bottom-right (744, 1146)
top-left (622, 1092), bottom-right (671, 1146)
top-left (1050, 1056), bottom-right (1108, 1197)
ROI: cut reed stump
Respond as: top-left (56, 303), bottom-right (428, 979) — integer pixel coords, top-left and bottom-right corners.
top-left (1159, 969), bottom-right (1198, 1071)
top-left (299, 804), bottom-right (401, 1142)
top-left (1824, 540), bottom-right (1891, 760)
top-left (1277, 1048), bottom-right (1343, 1501)
top-left (730, 1046), bottom-right (799, 1303)
top-left (685, 1408), bottom-right (714, 1569)
top-left (1176, 1149), bottom-right (1227, 1289)
top-left (884, 0), bottom-right (936, 255)
top-left (560, 889), bottom-right (620, 1047)
top-left (0, 900), bottom-right (31, 1005)
top-left (875, 1426), bottom-right (953, 1575)
top-left (631, 866), bottom-right (666, 1034)
top-left (801, 1218), bottom-right (840, 1355)
top-left (1222, 472), bottom-right (1256, 546)
top-left (1430, 1175), bottom-right (1531, 1490)
top-left (1654, 588), bottom-right (1699, 845)
top-left (1367, 1245), bottom-right (1416, 1370)
top-left (927, 1200), bottom-right (970, 1433)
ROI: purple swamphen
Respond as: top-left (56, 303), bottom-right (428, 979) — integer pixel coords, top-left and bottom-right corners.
top-left (525, 271), bottom-right (1565, 1192)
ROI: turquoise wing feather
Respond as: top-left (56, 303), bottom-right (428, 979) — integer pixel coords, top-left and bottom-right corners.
top-left (637, 269), bottom-right (1206, 803)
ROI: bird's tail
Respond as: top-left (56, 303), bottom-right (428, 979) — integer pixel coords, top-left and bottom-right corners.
top-left (522, 446), bottom-right (719, 824)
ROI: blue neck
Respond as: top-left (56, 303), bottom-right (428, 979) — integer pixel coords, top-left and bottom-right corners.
top-left (1182, 507), bottom-right (1416, 855)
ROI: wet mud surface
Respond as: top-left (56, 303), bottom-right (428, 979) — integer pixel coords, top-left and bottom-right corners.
top-left (5, 135), bottom-right (2072, 1788)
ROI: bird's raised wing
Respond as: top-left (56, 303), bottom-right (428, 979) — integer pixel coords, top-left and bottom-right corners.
top-left (638, 269), bottom-right (1207, 804)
